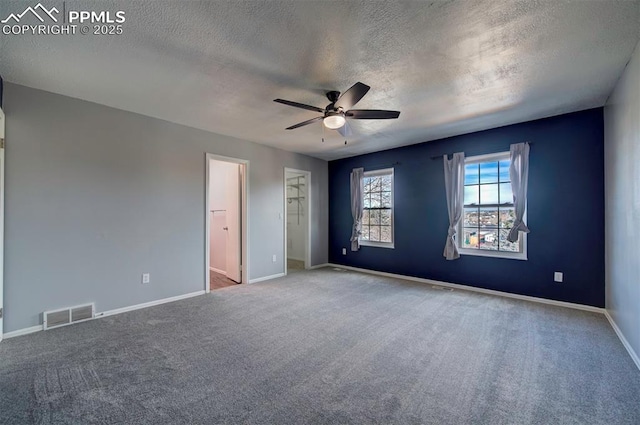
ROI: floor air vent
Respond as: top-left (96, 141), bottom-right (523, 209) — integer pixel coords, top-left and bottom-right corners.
top-left (43, 303), bottom-right (95, 330)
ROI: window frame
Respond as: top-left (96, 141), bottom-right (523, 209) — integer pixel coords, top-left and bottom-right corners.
top-left (458, 152), bottom-right (527, 261)
top-left (359, 167), bottom-right (395, 249)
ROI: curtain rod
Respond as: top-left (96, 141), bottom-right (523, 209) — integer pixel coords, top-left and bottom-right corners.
top-left (430, 142), bottom-right (533, 160)
top-left (364, 161), bottom-right (401, 169)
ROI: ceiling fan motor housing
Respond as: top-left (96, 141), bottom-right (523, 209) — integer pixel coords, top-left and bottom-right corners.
top-left (326, 90), bottom-right (341, 104)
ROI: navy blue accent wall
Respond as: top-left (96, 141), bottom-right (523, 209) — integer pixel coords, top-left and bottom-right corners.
top-left (329, 108), bottom-right (605, 307)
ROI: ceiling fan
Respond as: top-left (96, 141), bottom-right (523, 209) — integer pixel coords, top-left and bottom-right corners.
top-left (274, 82), bottom-right (400, 136)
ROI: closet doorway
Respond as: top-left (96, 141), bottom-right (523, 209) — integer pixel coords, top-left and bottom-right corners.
top-left (284, 168), bottom-right (311, 274)
top-left (206, 154), bottom-right (248, 292)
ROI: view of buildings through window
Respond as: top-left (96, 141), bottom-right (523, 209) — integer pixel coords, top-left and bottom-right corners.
top-left (361, 169), bottom-right (393, 245)
top-left (461, 154), bottom-right (522, 253)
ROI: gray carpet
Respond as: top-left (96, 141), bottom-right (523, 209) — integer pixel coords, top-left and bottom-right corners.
top-left (1, 267), bottom-right (639, 424)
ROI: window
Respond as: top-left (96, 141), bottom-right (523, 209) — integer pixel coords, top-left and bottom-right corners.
top-left (460, 152), bottom-right (526, 259)
top-left (360, 168), bottom-right (394, 248)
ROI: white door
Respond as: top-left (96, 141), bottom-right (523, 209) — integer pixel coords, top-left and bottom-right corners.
top-left (225, 164), bottom-right (241, 283)
top-left (0, 108), bottom-right (5, 341)
top-left (210, 210), bottom-right (227, 274)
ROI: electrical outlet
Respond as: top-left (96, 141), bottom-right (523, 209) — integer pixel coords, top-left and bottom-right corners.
top-left (142, 273), bottom-right (150, 284)
top-left (554, 272), bottom-right (563, 283)
top-left (272, 254), bottom-right (277, 263)
top-left (342, 248), bottom-right (347, 255)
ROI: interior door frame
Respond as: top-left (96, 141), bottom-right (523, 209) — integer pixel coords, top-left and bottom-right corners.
top-left (205, 153), bottom-right (249, 293)
top-left (283, 167), bottom-right (311, 275)
top-left (0, 108), bottom-right (5, 341)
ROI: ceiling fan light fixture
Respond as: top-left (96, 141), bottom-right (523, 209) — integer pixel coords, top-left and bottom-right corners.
top-left (323, 113), bottom-right (346, 129)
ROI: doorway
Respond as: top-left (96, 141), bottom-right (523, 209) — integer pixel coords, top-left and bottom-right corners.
top-left (284, 168), bottom-right (310, 274)
top-left (206, 154), bottom-right (248, 292)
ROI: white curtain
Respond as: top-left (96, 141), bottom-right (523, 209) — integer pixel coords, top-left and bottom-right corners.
top-left (350, 168), bottom-right (364, 251)
top-left (507, 142), bottom-right (530, 243)
top-left (443, 152), bottom-right (465, 260)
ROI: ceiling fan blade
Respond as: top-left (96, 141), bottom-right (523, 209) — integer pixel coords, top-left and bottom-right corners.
top-left (274, 99), bottom-right (324, 113)
top-left (336, 120), bottom-right (352, 137)
top-left (346, 109), bottom-right (400, 120)
top-left (334, 82), bottom-right (370, 110)
top-left (286, 116), bottom-right (324, 130)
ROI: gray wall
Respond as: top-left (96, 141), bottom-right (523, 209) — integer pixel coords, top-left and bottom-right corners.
top-left (3, 83), bottom-right (328, 333)
top-left (604, 40), bottom-right (640, 362)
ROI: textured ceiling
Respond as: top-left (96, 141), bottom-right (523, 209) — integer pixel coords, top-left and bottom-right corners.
top-left (1, 1), bottom-right (639, 160)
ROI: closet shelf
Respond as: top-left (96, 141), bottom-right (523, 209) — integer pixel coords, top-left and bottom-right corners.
top-left (287, 175), bottom-right (305, 224)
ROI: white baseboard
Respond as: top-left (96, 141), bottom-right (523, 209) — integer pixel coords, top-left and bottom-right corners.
top-left (3, 324), bottom-right (43, 339)
top-left (4, 269), bottom-right (637, 372)
top-left (249, 273), bottom-right (285, 284)
top-left (3, 290), bottom-right (206, 339)
top-left (96, 290), bottom-right (205, 318)
top-left (210, 267), bottom-right (226, 276)
top-left (327, 263), bottom-right (605, 314)
top-left (604, 310), bottom-right (640, 371)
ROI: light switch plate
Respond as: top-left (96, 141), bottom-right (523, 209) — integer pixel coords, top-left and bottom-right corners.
top-left (554, 272), bottom-right (563, 283)
top-left (142, 273), bottom-right (150, 284)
